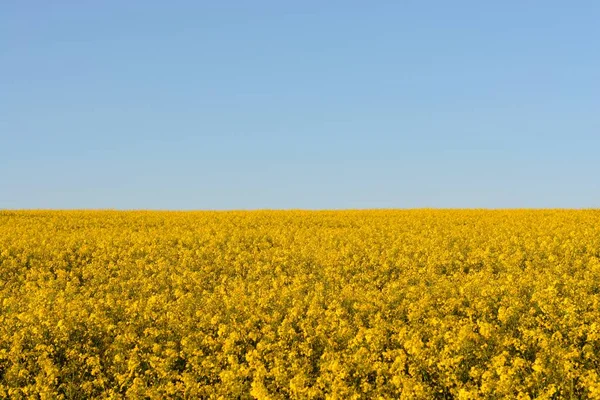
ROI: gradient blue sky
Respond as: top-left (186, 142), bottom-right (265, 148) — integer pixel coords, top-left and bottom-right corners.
top-left (2, 1), bottom-right (599, 209)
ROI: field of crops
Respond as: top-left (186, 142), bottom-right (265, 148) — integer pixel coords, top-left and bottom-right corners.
top-left (1, 210), bottom-right (600, 399)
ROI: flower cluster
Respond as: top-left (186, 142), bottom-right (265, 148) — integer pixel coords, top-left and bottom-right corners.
top-left (1, 210), bottom-right (600, 398)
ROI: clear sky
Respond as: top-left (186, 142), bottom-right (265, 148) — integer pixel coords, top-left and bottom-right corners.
top-left (2, 1), bottom-right (599, 209)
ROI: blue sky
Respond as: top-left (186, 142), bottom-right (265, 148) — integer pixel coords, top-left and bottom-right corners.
top-left (2, 1), bottom-right (599, 209)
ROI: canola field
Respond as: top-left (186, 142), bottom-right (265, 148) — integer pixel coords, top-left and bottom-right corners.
top-left (1, 210), bottom-right (600, 399)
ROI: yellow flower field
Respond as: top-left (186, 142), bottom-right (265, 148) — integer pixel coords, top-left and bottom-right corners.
top-left (1, 210), bottom-right (600, 399)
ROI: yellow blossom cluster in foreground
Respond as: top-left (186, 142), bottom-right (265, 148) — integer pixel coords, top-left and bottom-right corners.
top-left (1, 210), bottom-right (600, 399)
